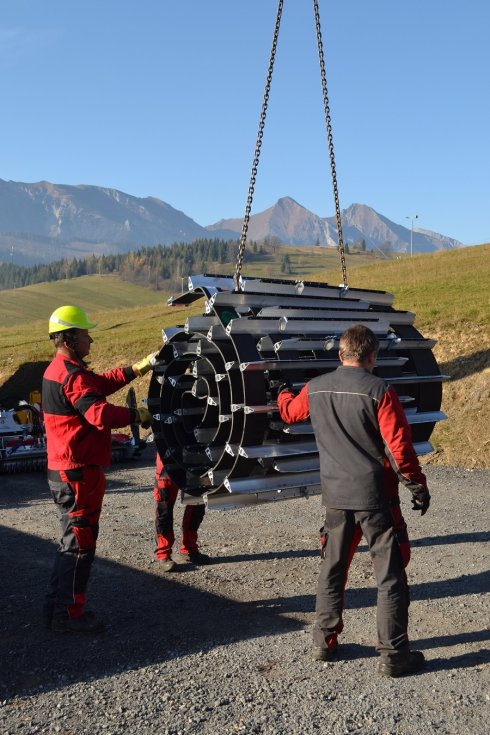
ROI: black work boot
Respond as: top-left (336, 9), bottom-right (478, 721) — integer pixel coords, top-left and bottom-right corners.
top-left (156, 557), bottom-right (177, 572)
top-left (313, 644), bottom-right (338, 662)
top-left (378, 650), bottom-right (426, 677)
top-left (52, 611), bottom-right (105, 634)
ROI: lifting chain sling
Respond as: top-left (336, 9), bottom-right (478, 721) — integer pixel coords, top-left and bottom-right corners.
top-left (233, 0), bottom-right (348, 292)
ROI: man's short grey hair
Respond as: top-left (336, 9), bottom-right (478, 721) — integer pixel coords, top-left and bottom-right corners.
top-left (339, 325), bottom-right (379, 362)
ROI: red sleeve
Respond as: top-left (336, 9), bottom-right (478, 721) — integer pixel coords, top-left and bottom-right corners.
top-left (92, 366), bottom-right (134, 397)
top-left (378, 387), bottom-right (428, 493)
top-left (278, 384), bottom-right (310, 423)
top-left (65, 370), bottom-right (133, 430)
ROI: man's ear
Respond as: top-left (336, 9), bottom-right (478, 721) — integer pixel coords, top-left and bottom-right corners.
top-left (62, 330), bottom-right (78, 350)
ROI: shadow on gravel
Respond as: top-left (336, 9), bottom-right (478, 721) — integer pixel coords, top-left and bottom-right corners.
top-left (0, 470), bottom-right (51, 509)
top-left (0, 525), bottom-right (305, 702)
top-left (417, 629), bottom-right (490, 669)
top-left (0, 457), bottom-right (157, 509)
top-left (216, 548), bottom-right (324, 563)
top-left (273, 570), bottom-right (490, 613)
top-left (217, 530), bottom-right (490, 565)
top-left (418, 629), bottom-right (490, 649)
top-left (419, 629), bottom-right (490, 671)
top-left (427, 647), bottom-right (490, 672)
top-left (103, 477), bottom-right (154, 495)
top-left (412, 531), bottom-right (490, 547)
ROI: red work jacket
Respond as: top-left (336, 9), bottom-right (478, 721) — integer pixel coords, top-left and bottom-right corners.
top-left (42, 353), bottom-right (135, 469)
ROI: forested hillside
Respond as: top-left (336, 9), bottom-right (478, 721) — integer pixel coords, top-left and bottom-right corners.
top-left (0, 237), bottom-right (373, 292)
top-left (0, 239), bottom-right (240, 291)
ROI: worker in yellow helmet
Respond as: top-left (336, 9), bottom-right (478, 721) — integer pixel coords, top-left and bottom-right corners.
top-left (42, 305), bottom-right (158, 634)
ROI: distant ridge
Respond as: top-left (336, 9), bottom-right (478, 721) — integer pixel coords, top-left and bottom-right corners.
top-left (0, 180), bottom-right (463, 266)
top-left (0, 178), bottom-right (209, 254)
top-left (208, 197), bottom-right (463, 254)
top-left (207, 197), bottom-right (338, 247)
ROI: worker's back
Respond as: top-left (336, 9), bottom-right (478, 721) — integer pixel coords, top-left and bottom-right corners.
top-left (308, 365), bottom-right (388, 510)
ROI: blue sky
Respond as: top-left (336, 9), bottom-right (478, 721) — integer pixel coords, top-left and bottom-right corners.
top-left (1, 0), bottom-right (489, 245)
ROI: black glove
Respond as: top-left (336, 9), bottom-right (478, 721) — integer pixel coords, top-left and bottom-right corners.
top-left (131, 407), bottom-right (153, 429)
top-left (277, 380), bottom-right (294, 395)
top-left (411, 488), bottom-right (431, 516)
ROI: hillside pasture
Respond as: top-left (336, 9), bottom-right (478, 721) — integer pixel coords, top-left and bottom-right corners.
top-left (0, 244), bottom-right (488, 468)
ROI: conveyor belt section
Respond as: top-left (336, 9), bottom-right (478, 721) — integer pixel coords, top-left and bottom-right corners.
top-left (148, 274), bottom-right (448, 509)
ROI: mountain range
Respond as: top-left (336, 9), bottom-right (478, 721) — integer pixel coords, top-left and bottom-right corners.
top-left (0, 179), bottom-right (463, 267)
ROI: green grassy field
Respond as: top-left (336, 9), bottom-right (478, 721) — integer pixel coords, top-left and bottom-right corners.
top-left (319, 245), bottom-right (490, 332)
top-left (0, 275), bottom-right (165, 328)
top-left (234, 245), bottom-right (376, 279)
top-left (1, 243), bottom-right (489, 468)
top-left (0, 281), bottom-right (190, 406)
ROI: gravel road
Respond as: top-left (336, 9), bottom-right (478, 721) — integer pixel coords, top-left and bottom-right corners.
top-left (1, 451), bottom-right (489, 735)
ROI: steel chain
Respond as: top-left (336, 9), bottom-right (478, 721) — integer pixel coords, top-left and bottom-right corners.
top-left (312, 0), bottom-right (348, 288)
top-left (234, 0), bottom-right (284, 291)
top-left (234, 0), bottom-right (348, 290)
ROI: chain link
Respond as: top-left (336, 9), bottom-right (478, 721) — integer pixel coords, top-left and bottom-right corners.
top-left (312, 0), bottom-right (348, 288)
top-left (234, 0), bottom-right (284, 292)
top-left (234, 0), bottom-right (348, 290)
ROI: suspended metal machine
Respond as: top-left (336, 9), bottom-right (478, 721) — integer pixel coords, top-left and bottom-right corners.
top-left (147, 0), bottom-right (448, 509)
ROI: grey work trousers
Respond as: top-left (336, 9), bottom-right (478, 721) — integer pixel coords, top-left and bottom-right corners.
top-left (46, 466), bottom-right (105, 619)
top-left (314, 507), bottom-right (410, 653)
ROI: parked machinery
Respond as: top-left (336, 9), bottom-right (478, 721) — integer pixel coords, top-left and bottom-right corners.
top-left (0, 403), bottom-right (47, 473)
top-left (0, 394), bottom-right (142, 473)
top-left (147, 274), bottom-right (447, 509)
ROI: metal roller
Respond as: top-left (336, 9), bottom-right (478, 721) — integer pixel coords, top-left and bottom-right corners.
top-left (148, 274), bottom-right (448, 509)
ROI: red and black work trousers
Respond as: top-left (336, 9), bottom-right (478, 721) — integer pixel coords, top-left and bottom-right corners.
top-left (314, 506), bottom-right (411, 654)
top-left (154, 471), bottom-right (205, 559)
top-left (46, 466), bottom-right (105, 620)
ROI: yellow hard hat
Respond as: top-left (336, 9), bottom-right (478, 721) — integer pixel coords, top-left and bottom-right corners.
top-left (48, 305), bottom-right (96, 334)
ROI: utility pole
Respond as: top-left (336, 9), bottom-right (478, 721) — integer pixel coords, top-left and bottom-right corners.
top-left (405, 214), bottom-right (419, 257)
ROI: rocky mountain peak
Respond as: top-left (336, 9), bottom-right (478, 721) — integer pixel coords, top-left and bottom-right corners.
top-left (0, 179), bottom-right (464, 266)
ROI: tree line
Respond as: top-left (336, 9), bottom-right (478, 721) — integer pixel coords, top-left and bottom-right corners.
top-left (0, 238), bottom-right (270, 292)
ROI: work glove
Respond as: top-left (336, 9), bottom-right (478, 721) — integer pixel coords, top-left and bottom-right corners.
top-left (132, 352), bottom-right (158, 377)
top-left (411, 488), bottom-right (431, 516)
top-left (277, 380), bottom-right (294, 395)
top-left (133, 406), bottom-right (153, 429)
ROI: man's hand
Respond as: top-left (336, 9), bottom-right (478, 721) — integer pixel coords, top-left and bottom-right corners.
top-left (411, 488), bottom-right (431, 516)
top-left (132, 352), bottom-right (158, 377)
top-left (134, 406), bottom-right (153, 429)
